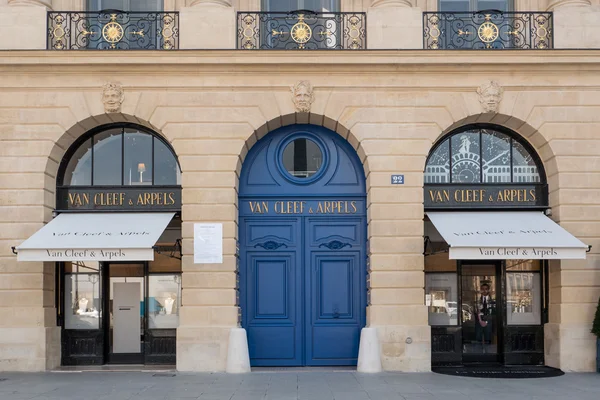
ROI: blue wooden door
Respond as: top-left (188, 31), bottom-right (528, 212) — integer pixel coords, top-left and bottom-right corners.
top-left (305, 216), bottom-right (363, 365)
top-left (239, 124), bottom-right (366, 367)
top-left (241, 217), bottom-right (303, 366)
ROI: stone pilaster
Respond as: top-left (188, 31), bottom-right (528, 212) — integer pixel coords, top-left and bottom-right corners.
top-left (180, 0), bottom-right (236, 49)
top-left (367, 0), bottom-right (422, 49)
top-left (0, 0), bottom-right (48, 50)
top-left (550, 0), bottom-right (600, 49)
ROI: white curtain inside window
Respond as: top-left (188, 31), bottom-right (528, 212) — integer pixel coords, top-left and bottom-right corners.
top-left (87, 0), bottom-right (163, 12)
top-left (262, 0), bottom-right (340, 12)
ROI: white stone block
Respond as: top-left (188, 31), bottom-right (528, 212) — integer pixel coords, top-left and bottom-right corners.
top-left (225, 328), bottom-right (251, 373)
top-left (0, 6), bottom-right (47, 50)
top-left (357, 327), bottom-right (383, 373)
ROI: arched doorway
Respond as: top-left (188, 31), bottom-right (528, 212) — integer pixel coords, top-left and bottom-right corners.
top-left (423, 124), bottom-right (586, 367)
top-left (18, 123), bottom-right (183, 366)
top-left (239, 124), bottom-right (367, 366)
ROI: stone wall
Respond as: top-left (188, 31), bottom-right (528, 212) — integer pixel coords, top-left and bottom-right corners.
top-left (0, 51), bottom-right (599, 371)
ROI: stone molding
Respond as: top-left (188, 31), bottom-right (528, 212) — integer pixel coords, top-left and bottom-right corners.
top-left (188, 0), bottom-right (232, 6)
top-left (371, 0), bottom-right (412, 7)
top-left (547, 0), bottom-right (592, 10)
top-left (8, 0), bottom-right (51, 7)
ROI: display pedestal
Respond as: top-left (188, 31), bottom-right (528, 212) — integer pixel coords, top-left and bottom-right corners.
top-left (225, 328), bottom-right (251, 373)
top-left (357, 327), bottom-right (382, 373)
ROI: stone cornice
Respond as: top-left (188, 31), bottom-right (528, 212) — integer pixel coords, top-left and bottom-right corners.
top-left (1, 50), bottom-right (600, 71)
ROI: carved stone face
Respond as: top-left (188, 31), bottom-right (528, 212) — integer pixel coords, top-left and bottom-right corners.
top-left (291, 81), bottom-right (314, 113)
top-left (478, 81), bottom-right (503, 113)
top-left (102, 83), bottom-right (123, 113)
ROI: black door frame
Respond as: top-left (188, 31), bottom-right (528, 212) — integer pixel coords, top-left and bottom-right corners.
top-left (103, 261), bottom-right (147, 364)
top-left (459, 260), bottom-right (504, 364)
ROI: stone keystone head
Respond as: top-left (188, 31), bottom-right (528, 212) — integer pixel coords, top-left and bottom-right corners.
top-left (291, 80), bottom-right (315, 113)
top-left (477, 80), bottom-right (503, 113)
top-left (102, 82), bottom-right (124, 113)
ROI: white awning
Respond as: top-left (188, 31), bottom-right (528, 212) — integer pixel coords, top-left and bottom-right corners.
top-left (15, 213), bottom-right (175, 262)
top-left (427, 211), bottom-right (588, 260)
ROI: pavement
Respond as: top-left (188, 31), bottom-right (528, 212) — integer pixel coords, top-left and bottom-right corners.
top-left (0, 370), bottom-right (599, 400)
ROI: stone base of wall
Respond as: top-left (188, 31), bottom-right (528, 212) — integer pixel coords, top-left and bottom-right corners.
top-left (377, 325), bottom-right (431, 372)
top-left (176, 326), bottom-right (231, 372)
top-left (0, 327), bottom-right (60, 372)
top-left (545, 323), bottom-right (597, 372)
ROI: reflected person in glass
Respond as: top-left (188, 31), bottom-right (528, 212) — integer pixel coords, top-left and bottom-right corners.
top-left (475, 283), bottom-right (495, 346)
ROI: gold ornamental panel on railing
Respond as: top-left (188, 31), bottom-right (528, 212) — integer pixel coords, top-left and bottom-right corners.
top-left (237, 11), bottom-right (366, 50)
top-left (424, 11), bottom-right (553, 50)
top-left (48, 11), bottom-right (179, 50)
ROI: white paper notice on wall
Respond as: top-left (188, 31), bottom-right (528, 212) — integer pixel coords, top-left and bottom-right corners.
top-left (193, 223), bottom-right (223, 264)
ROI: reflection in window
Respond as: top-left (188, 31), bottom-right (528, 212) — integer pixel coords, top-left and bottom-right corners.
top-left (282, 138), bottom-right (323, 178)
top-left (507, 271), bottom-right (541, 325)
top-left (64, 138), bottom-right (92, 186)
top-left (262, 0), bottom-right (340, 12)
top-left (87, 0), bottom-right (163, 12)
top-left (123, 131), bottom-right (152, 186)
top-left (148, 275), bottom-right (181, 329)
top-left (64, 262), bottom-right (101, 330)
top-left (61, 126), bottom-right (181, 187)
top-left (93, 129), bottom-right (123, 185)
top-left (438, 0), bottom-right (512, 12)
top-left (425, 128), bottom-right (542, 184)
top-left (426, 273), bottom-right (458, 326)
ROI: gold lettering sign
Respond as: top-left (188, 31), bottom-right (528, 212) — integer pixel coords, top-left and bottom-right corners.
top-left (67, 191), bottom-right (177, 208)
top-left (248, 200), bottom-right (358, 215)
top-left (426, 188), bottom-right (537, 205)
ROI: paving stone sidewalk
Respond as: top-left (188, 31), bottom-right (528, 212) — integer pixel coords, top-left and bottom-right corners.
top-left (0, 370), bottom-right (599, 400)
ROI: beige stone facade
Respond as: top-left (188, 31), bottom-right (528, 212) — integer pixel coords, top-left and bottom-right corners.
top-left (0, 0), bottom-right (599, 373)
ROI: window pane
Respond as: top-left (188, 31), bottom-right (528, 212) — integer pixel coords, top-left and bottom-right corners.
top-left (154, 138), bottom-right (180, 185)
top-left (282, 138), bottom-right (323, 178)
top-left (148, 275), bottom-right (182, 329)
top-left (482, 130), bottom-right (511, 183)
top-left (476, 0), bottom-right (510, 12)
top-left (506, 259), bottom-right (541, 271)
top-left (123, 130), bottom-right (153, 185)
top-left (512, 140), bottom-right (541, 183)
top-left (64, 138), bottom-right (92, 186)
top-left (507, 272), bottom-right (541, 325)
top-left (450, 131), bottom-right (481, 183)
top-left (262, 0), bottom-right (340, 12)
top-left (64, 262), bottom-right (101, 330)
top-left (93, 129), bottom-right (123, 185)
top-left (425, 139), bottom-right (450, 184)
top-left (87, 0), bottom-right (163, 12)
top-left (426, 273), bottom-right (458, 326)
top-left (438, 0), bottom-right (470, 12)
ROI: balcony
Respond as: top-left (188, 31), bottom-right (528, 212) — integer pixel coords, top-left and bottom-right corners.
top-left (47, 10), bottom-right (179, 50)
top-left (237, 10), bottom-right (366, 50)
top-left (423, 11), bottom-right (553, 50)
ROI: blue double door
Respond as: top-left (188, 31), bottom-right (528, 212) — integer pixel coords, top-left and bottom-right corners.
top-left (240, 212), bottom-right (366, 366)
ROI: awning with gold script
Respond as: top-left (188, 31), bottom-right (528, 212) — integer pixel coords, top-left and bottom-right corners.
top-left (15, 213), bottom-right (174, 262)
top-left (427, 211), bottom-right (588, 260)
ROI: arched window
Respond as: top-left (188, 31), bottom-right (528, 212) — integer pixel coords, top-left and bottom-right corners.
top-left (59, 125), bottom-right (181, 187)
top-left (425, 126), bottom-right (544, 184)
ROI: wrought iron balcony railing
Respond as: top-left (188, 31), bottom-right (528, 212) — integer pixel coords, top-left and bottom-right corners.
top-left (423, 11), bottom-right (553, 50)
top-left (48, 10), bottom-right (179, 50)
top-left (237, 11), bottom-right (366, 50)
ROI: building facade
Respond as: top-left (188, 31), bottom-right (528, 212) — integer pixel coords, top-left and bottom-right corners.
top-left (1, 0), bottom-right (599, 373)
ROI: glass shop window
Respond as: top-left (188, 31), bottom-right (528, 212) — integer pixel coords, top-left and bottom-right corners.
top-left (426, 273), bottom-right (458, 326)
top-left (262, 0), bottom-right (340, 12)
top-left (87, 0), bottom-right (163, 12)
top-left (506, 260), bottom-right (542, 325)
top-left (61, 126), bottom-right (181, 187)
top-left (64, 262), bottom-right (101, 330)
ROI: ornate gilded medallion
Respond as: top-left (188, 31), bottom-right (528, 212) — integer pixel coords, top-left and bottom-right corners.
top-left (290, 14), bottom-right (312, 44)
top-left (478, 21), bottom-right (499, 43)
top-left (102, 14), bottom-right (124, 44)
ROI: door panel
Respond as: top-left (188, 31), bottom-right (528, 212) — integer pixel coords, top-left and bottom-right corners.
top-left (246, 253), bottom-right (301, 365)
top-left (241, 215), bottom-right (365, 366)
top-left (113, 282), bottom-right (141, 353)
